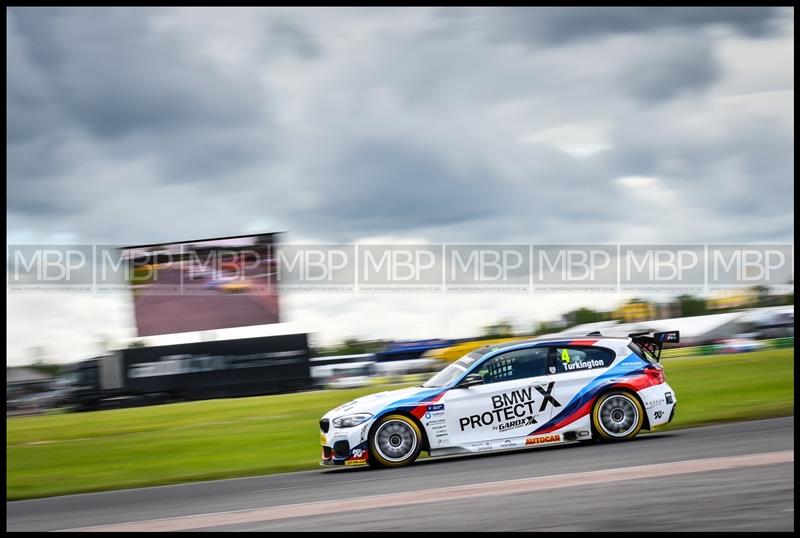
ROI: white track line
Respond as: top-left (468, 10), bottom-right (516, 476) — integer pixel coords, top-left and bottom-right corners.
top-left (62, 450), bottom-right (793, 532)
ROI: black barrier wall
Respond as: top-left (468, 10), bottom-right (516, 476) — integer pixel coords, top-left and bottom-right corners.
top-left (68, 334), bottom-right (311, 410)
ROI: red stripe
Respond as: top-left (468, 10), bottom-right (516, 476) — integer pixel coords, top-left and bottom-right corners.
top-left (410, 391), bottom-right (447, 419)
top-left (618, 373), bottom-right (661, 391)
top-left (535, 399), bottom-right (593, 434)
top-left (568, 339), bottom-right (599, 346)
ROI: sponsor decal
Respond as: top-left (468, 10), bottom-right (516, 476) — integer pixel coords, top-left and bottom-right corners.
top-left (645, 398), bottom-right (665, 408)
top-left (535, 381), bottom-right (561, 412)
top-left (495, 415), bottom-right (538, 433)
top-left (427, 404), bottom-right (445, 412)
top-left (425, 407), bottom-right (447, 433)
top-left (525, 434), bottom-right (561, 445)
top-left (459, 387), bottom-right (536, 431)
top-left (345, 447), bottom-right (368, 465)
top-left (561, 359), bottom-right (605, 371)
top-left (654, 411), bottom-right (664, 419)
top-left (320, 433), bottom-right (327, 445)
top-left (458, 382), bottom-right (561, 432)
top-left (665, 392), bottom-right (674, 404)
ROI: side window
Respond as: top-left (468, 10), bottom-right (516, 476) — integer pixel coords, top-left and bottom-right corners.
top-left (552, 346), bottom-right (614, 374)
top-left (475, 348), bottom-right (549, 384)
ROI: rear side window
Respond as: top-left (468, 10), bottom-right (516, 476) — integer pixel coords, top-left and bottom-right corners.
top-left (552, 346), bottom-right (615, 374)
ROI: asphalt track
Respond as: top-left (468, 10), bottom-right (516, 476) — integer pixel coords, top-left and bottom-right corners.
top-left (7, 417), bottom-right (794, 532)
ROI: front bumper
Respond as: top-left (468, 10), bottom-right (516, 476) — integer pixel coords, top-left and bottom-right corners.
top-left (320, 422), bottom-right (371, 467)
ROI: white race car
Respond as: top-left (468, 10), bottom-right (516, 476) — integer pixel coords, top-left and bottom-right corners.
top-left (319, 331), bottom-right (679, 467)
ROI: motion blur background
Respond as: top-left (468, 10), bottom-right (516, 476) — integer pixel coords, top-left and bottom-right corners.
top-left (5, 6), bottom-right (794, 527)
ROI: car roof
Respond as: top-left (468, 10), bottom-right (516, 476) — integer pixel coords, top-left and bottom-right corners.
top-left (468, 334), bottom-right (631, 357)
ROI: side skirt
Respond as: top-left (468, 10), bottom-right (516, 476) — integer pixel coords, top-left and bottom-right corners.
top-left (429, 431), bottom-right (584, 458)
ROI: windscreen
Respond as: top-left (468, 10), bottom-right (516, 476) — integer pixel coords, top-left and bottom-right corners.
top-left (423, 351), bottom-right (483, 388)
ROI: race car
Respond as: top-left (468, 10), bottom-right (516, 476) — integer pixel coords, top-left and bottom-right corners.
top-left (319, 331), bottom-right (678, 468)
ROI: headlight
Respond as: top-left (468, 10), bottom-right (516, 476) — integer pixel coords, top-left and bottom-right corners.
top-left (333, 413), bottom-right (372, 428)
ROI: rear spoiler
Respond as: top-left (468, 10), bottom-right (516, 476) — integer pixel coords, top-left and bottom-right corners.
top-left (628, 330), bottom-right (680, 362)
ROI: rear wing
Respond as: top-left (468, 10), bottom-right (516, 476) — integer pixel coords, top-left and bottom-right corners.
top-left (628, 331), bottom-right (680, 362)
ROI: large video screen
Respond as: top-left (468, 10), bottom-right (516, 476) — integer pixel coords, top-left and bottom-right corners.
top-left (122, 233), bottom-right (279, 337)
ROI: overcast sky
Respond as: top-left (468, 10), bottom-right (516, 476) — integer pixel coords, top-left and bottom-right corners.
top-left (6, 7), bottom-right (794, 365)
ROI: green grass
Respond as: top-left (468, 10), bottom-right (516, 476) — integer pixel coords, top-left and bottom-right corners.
top-left (658, 348), bottom-right (794, 429)
top-left (6, 349), bottom-right (794, 500)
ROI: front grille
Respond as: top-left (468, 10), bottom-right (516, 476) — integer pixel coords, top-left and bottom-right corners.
top-left (320, 418), bottom-right (330, 433)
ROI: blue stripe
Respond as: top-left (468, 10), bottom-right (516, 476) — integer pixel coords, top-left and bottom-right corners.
top-left (373, 387), bottom-right (447, 419)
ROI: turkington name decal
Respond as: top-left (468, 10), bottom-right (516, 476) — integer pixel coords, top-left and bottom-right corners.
top-left (561, 359), bottom-right (605, 371)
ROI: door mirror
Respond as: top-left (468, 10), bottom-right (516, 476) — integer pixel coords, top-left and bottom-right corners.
top-left (457, 373), bottom-right (484, 388)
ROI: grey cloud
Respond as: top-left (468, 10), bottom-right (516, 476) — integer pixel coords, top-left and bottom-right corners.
top-left (9, 8), bottom-right (268, 139)
top-left (5, 7), bottom-right (794, 248)
top-left (601, 107), bottom-right (793, 241)
top-left (478, 7), bottom-right (784, 47)
top-left (297, 139), bottom-right (503, 234)
top-left (284, 136), bottom-right (631, 243)
top-left (266, 22), bottom-right (322, 60)
top-left (7, 7), bottom-right (282, 227)
top-left (620, 35), bottom-right (721, 104)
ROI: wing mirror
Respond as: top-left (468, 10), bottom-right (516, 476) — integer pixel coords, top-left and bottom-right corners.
top-left (457, 373), bottom-right (485, 388)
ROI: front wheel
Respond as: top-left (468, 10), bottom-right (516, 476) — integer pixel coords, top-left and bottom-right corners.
top-left (369, 414), bottom-right (423, 468)
top-left (591, 391), bottom-right (644, 442)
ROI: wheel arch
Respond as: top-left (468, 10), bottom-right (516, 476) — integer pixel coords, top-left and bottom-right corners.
top-left (370, 409), bottom-right (431, 453)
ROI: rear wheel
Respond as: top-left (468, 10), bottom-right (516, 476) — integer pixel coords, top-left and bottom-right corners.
top-left (369, 414), bottom-right (422, 467)
top-left (592, 391), bottom-right (644, 442)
